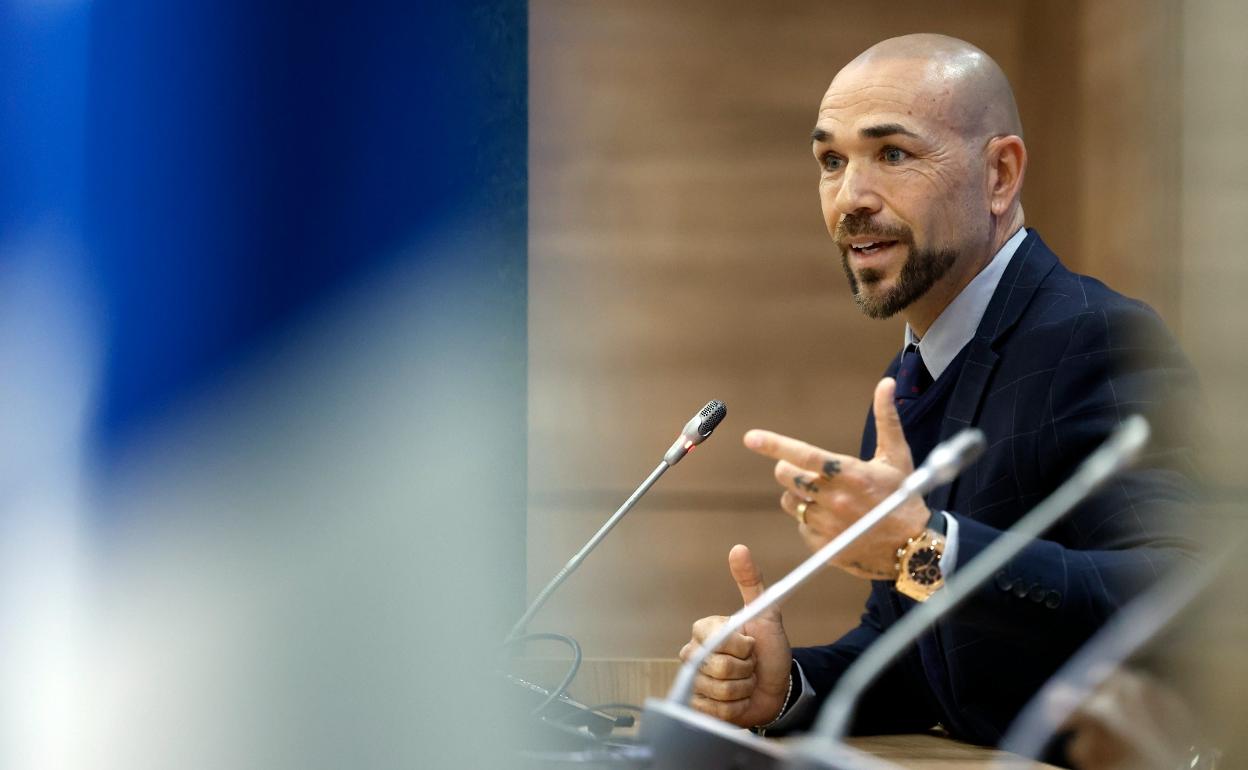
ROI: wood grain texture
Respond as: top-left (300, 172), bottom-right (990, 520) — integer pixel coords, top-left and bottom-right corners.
top-left (1076, 0), bottom-right (1182, 321)
top-left (844, 734), bottom-right (1060, 768)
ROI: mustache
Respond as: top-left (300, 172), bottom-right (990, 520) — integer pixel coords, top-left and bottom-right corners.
top-left (834, 213), bottom-right (914, 247)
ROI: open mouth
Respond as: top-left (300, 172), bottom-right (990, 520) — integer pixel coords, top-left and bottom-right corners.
top-left (849, 240), bottom-right (899, 256)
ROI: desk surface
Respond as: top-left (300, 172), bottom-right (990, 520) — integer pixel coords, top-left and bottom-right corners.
top-left (845, 734), bottom-right (1055, 768)
top-left (513, 658), bottom-right (1059, 768)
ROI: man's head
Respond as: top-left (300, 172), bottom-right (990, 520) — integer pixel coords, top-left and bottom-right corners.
top-left (812, 34), bottom-right (1027, 328)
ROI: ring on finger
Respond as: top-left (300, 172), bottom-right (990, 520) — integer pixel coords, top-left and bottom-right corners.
top-left (795, 499), bottom-right (811, 526)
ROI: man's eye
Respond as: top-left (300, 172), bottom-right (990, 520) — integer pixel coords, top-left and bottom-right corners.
top-left (821, 153), bottom-right (844, 172)
top-left (882, 147), bottom-right (908, 163)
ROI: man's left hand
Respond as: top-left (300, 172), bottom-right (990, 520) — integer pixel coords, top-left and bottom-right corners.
top-left (743, 377), bottom-right (929, 580)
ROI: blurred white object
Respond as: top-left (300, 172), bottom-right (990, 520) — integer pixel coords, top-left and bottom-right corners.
top-left (0, 235), bottom-right (98, 770)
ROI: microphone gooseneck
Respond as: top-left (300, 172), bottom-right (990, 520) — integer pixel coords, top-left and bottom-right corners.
top-left (666, 428), bottom-right (986, 706)
top-left (505, 400), bottom-right (727, 644)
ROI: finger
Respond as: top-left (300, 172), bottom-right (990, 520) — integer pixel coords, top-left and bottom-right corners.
top-left (690, 615), bottom-right (728, 643)
top-left (774, 459), bottom-right (824, 500)
top-left (780, 490), bottom-right (817, 526)
top-left (780, 490), bottom-right (845, 532)
top-left (774, 459), bottom-right (865, 501)
top-left (700, 652), bottom-right (755, 680)
top-left (694, 672), bottom-right (757, 702)
top-left (871, 378), bottom-right (914, 468)
top-left (779, 490), bottom-right (805, 521)
top-left (693, 616), bottom-right (755, 658)
top-left (743, 429), bottom-right (860, 477)
top-left (678, 641), bottom-right (696, 662)
top-left (728, 544), bottom-right (766, 606)
top-left (690, 694), bottom-right (750, 723)
top-left (796, 521), bottom-right (823, 552)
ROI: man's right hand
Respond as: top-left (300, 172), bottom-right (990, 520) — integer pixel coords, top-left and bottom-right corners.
top-left (678, 544), bottom-right (793, 727)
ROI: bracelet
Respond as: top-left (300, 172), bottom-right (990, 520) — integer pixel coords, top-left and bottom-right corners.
top-left (752, 669), bottom-right (795, 733)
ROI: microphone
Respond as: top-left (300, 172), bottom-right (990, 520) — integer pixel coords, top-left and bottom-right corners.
top-left (666, 427), bottom-right (985, 705)
top-left (789, 415), bottom-right (1151, 767)
top-left (664, 400), bottom-right (728, 466)
top-left (638, 429), bottom-right (985, 770)
top-left (505, 400), bottom-right (727, 644)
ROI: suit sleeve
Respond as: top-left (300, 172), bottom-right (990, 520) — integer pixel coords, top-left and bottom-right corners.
top-left (950, 300), bottom-right (1205, 636)
top-left (785, 589), bottom-right (940, 734)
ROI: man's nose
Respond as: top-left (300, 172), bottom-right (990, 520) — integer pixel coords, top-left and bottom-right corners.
top-left (833, 162), bottom-right (883, 216)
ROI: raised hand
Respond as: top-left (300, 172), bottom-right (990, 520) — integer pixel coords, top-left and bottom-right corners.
top-left (678, 545), bottom-right (793, 727)
top-left (743, 377), bottom-right (929, 579)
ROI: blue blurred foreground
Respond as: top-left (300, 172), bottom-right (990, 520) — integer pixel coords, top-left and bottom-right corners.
top-left (0, 2), bottom-right (526, 767)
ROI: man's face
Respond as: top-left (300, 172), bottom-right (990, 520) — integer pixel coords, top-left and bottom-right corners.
top-left (812, 58), bottom-right (988, 319)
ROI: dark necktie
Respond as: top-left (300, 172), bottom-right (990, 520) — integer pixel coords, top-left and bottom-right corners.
top-left (894, 343), bottom-right (934, 409)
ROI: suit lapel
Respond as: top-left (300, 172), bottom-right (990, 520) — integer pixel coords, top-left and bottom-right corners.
top-left (925, 231), bottom-right (1058, 512)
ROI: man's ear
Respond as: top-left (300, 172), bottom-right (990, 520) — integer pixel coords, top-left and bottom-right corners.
top-left (986, 135), bottom-right (1026, 217)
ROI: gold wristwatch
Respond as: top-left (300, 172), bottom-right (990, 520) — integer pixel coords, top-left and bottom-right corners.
top-left (894, 523), bottom-right (945, 602)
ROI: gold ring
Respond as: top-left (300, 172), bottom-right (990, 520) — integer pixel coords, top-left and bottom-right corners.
top-left (795, 500), bottom-right (810, 526)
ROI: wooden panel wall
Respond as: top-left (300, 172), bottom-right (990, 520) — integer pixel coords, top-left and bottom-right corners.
top-left (527, 0), bottom-right (1186, 660)
top-left (1178, 0), bottom-right (1248, 483)
top-left (1077, 0), bottom-right (1183, 322)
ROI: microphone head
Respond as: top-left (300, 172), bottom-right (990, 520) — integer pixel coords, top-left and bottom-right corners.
top-left (694, 400), bottom-right (728, 438)
top-left (923, 428), bottom-right (987, 485)
top-left (681, 399), bottom-right (727, 444)
top-left (664, 400), bottom-right (727, 465)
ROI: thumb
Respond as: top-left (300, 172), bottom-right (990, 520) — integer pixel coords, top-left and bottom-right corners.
top-left (728, 544), bottom-right (767, 606)
top-left (872, 377), bottom-right (914, 470)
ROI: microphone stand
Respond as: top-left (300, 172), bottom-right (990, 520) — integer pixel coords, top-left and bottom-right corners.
top-left (506, 400), bottom-right (726, 644)
top-left (639, 429), bottom-right (985, 770)
top-left (506, 460), bottom-right (670, 645)
top-left (504, 401), bottom-right (726, 757)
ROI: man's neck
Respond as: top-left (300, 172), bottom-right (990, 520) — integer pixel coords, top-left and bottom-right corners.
top-left (905, 215), bottom-right (1024, 338)
top-left (905, 260), bottom-right (988, 338)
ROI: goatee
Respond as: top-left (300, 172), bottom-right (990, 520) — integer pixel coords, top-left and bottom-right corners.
top-left (841, 244), bottom-right (958, 319)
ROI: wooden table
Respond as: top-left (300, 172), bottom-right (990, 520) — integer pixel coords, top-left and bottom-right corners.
top-left (845, 734), bottom-right (1055, 768)
top-left (511, 658), bottom-right (1059, 768)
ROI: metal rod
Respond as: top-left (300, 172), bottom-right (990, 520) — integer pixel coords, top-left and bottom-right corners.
top-left (506, 460), bottom-right (670, 644)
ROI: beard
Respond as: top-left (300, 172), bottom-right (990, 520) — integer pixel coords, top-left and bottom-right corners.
top-left (836, 216), bottom-right (958, 320)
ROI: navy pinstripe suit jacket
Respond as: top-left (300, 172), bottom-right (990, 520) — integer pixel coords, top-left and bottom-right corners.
top-left (790, 230), bottom-right (1203, 744)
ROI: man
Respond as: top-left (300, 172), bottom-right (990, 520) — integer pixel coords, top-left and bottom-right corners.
top-left (679, 33), bottom-right (1201, 746)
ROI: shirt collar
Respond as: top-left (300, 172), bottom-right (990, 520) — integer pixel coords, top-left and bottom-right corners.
top-left (904, 227), bottom-right (1028, 379)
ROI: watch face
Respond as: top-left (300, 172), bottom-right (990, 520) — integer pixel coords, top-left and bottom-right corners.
top-left (908, 548), bottom-right (942, 586)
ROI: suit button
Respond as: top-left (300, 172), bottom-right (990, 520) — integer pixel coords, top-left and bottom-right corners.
top-left (994, 571), bottom-right (1013, 592)
top-left (1013, 582), bottom-right (1029, 599)
top-left (1045, 591), bottom-right (1062, 609)
top-left (1028, 586), bottom-right (1046, 603)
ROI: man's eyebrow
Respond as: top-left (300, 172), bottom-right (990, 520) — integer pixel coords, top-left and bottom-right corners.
top-left (860, 123), bottom-right (920, 140)
top-left (811, 124), bottom-right (920, 143)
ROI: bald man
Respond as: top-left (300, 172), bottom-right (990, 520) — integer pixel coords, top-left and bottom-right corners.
top-left (680, 34), bottom-right (1201, 747)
